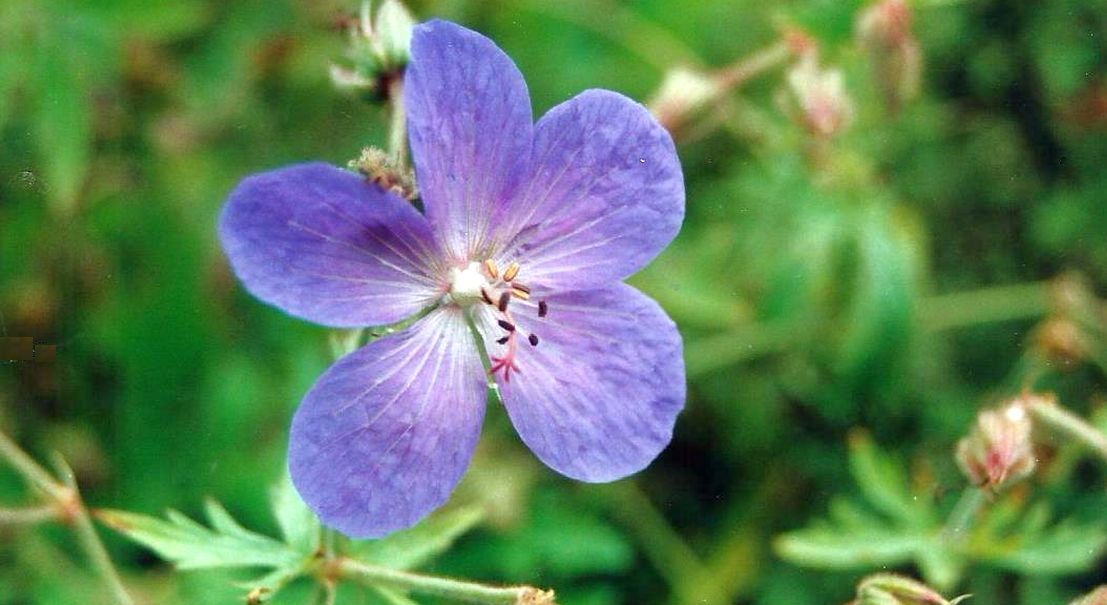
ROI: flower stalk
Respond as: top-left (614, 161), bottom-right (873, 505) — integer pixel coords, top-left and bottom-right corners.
top-left (0, 430), bottom-right (134, 605)
top-left (335, 557), bottom-right (555, 605)
top-left (1026, 396), bottom-right (1107, 465)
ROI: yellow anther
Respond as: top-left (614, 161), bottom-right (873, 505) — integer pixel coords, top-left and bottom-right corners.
top-left (512, 288), bottom-right (531, 301)
top-left (483, 259), bottom-right (499, 279)
top-left (503, 262), bottom-right (520, 282)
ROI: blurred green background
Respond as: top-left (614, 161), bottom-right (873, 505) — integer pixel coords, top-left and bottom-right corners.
top-left (2, 0), bottom-right (1107, 603)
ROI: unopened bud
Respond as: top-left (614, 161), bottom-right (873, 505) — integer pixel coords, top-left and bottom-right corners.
top-left (648, 67), bottom-right (722, 135)
top-left (786, 54), bottom-right (854, 138)
top-left (856, 0), bottom-right (922, 110)
top-left (331, 0), bottom-right (415, 97)
top-left (855, 574), bottom-right (967, 605)
top-left (956, 397), bottom-right (1037, 490)
top-left (349, 147), bottom-right (417, 200)
top-left (1033, 317), bottom-right (1087, 369)
top-left (1070, 586), bottom-right (1107, 605)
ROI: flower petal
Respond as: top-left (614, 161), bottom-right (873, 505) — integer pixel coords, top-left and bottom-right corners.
top-left (219, 162), bottom-right (444, 327)
top-left (405, 19), bottom-right (533, 262)
top-left (501, 89), bottom-right (684, 290)
top-left (288, 308), bottom-right (487, 538)
top-left (494, 284), bottom-right (684, 481)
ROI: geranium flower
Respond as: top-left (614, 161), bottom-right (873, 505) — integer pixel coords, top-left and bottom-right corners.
top-left (219, 19), bottom-right (685, 537)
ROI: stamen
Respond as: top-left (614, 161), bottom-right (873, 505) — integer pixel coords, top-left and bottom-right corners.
top-left (512, 283), bottom-right (531, 294)
top-left (502, 262), bottom-right (520, 282)
top-left (480, 287), bottom-right (494, 306)
top-left (528, 333), bottom-right (539, 346)
top-left (497, 292), bottom-right (510, 312)
top-left (483, 259), bottom-right (499, 279)
top-left (538, 300), bottom-right (548, 318)
top-left (497, 319), bottom-right (516, 332)
top-left (511, 288), bottom-right (530, 301)
top-left (496, 336), bottom-right (510, 345)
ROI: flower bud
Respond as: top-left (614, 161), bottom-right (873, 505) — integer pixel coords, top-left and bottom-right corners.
top-left (647, 67), bottom-right (722, 136)
top-left (330, 0), bottom-right (415, 96)
top-left (349, 147), bottom-right (417, 200)
top-left (785, 54), bottom-right (854, 138)
top-left (1033, 316), bottom-right (1087, 369)
top-left (856, 0), bottom-right (921, 110)
top-left (1070, 586), bottom-right (1107, 605)
top-left (956, 397), bottom-right (1038, 490)
top-left (855, 574), bottom-right (965, 605)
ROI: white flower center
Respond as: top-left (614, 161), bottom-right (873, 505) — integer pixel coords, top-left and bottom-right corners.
top-left (448, 262), bottom-right (489, 307)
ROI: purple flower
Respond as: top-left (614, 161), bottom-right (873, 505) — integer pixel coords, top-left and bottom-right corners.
top-left (219, 19), bottom-right (685, 538)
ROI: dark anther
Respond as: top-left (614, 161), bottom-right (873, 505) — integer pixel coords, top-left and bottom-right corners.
top-left (480, 287), bottom-right (494, 305)
top-left (538, 300), bottom-right (548, 318)
top-left (512, 283), bottom-right (531, 295)
top-left (497, 292), bottom-right (510, 312)
top-left (528, 333), bottom-right (539, 346)
top-left (497, 319), bottom-right (516, 332)
top-left (496, 336), bottom-right (510, 345)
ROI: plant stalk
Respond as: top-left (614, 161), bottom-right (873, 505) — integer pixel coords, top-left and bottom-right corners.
top-left (1027, 398), bottom-right (1107, 464)
top-left (336, 558), bottom-right (553, 605)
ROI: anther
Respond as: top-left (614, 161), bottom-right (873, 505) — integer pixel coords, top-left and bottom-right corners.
top-left (496, 336), bottom-right (510, 345)
top-left (480, 287), bottom-right (494, 306)
top-left (497, 319), bottom-right (516, 332)
top-left (528, 333), bottom-right (539, 346)
top-left (483, 259), bottom-right (499, 279)
top-left (511, 288), bottom-right (530, 301)
top-left (538, 300), bottom-right (548, 318)
top-left (502, 262), bottom-right (520, 282)
top-left (497, 292), bottom-right (510, 312)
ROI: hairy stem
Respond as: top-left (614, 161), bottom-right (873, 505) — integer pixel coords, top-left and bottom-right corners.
top-left (0, 505), bottom-right (59, 525)
top-left (1027, 398), bottom-right (1107, 464)
top-left (0, 430), bottom-right (134, 605)
top-left (387, 76), bottom-right (407, 169)
top-left (336, 558), bottom-right (554, 604)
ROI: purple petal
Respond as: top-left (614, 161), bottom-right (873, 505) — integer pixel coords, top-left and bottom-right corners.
top-left (219, 163), bottom-right (445, 327)
top-left (501, 89), bottom-right (684, 290)
top-left (405, 20), bottom-right (533, 262)
top-left (288, 308), bottom-right (487, 538)
top-left (493, 284), bottom-right (684, 481)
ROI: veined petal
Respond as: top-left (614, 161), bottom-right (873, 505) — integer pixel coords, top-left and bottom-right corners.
top-left (502, 89), bottom-right (684, 290)
top-left (494, 284), bottom-right (685, 482)
top-left (219, 163), bottom-right (444, 327)
top-left (288, 308), bottom-right (487, 538)
top-left (405, 20), bottom-right (533, 262)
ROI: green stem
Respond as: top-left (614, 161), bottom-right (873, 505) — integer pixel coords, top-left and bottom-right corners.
top-left (600, 482), bottom-right (728, 605)
top-left (54, 458), bottom-right (135, 605)
top-left (387, 75), bottom-right (407, 169)
top-left (1027, 399), bottom-right (1107, 464)
top-left (336, 558), bottom-right (552, 605)
top-left (0, 505), bottom-right (59, 525)
top-left (919, 282), bottom-right (1050, 332)
top-left (0, 430), bottom-right (67, 500)
top-left (942, 487), bottom-right (986, 544)
top-left (0, 431), bottom-right (134, 605)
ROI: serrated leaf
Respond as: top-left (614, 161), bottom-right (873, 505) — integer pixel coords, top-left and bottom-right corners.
top-left (774, 527), bottom-right (924, 569)
top-left (270, 475), bottom-right (320, 554)
top-left (97, 507), bottom-right (302, 570)
top-left (351, 506), bottom-right (483, 570)
top-left (985, 521), bottom-right (1107, 575)
top-left (848, 431), bottom-right (930, 526)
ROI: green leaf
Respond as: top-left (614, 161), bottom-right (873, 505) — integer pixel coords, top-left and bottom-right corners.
top-left (985, 520), bottom-right (1107, 575)
top-left (351, 506), bottom-right (484, 570)
top-left (848, 431), bottom-right (930, 527)
top-left (97, 506), bottom-right (302, 570)
top-left (774, 526), bottom-right (924, 569)
top-left (270, 474), bottom-right (320, 554)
